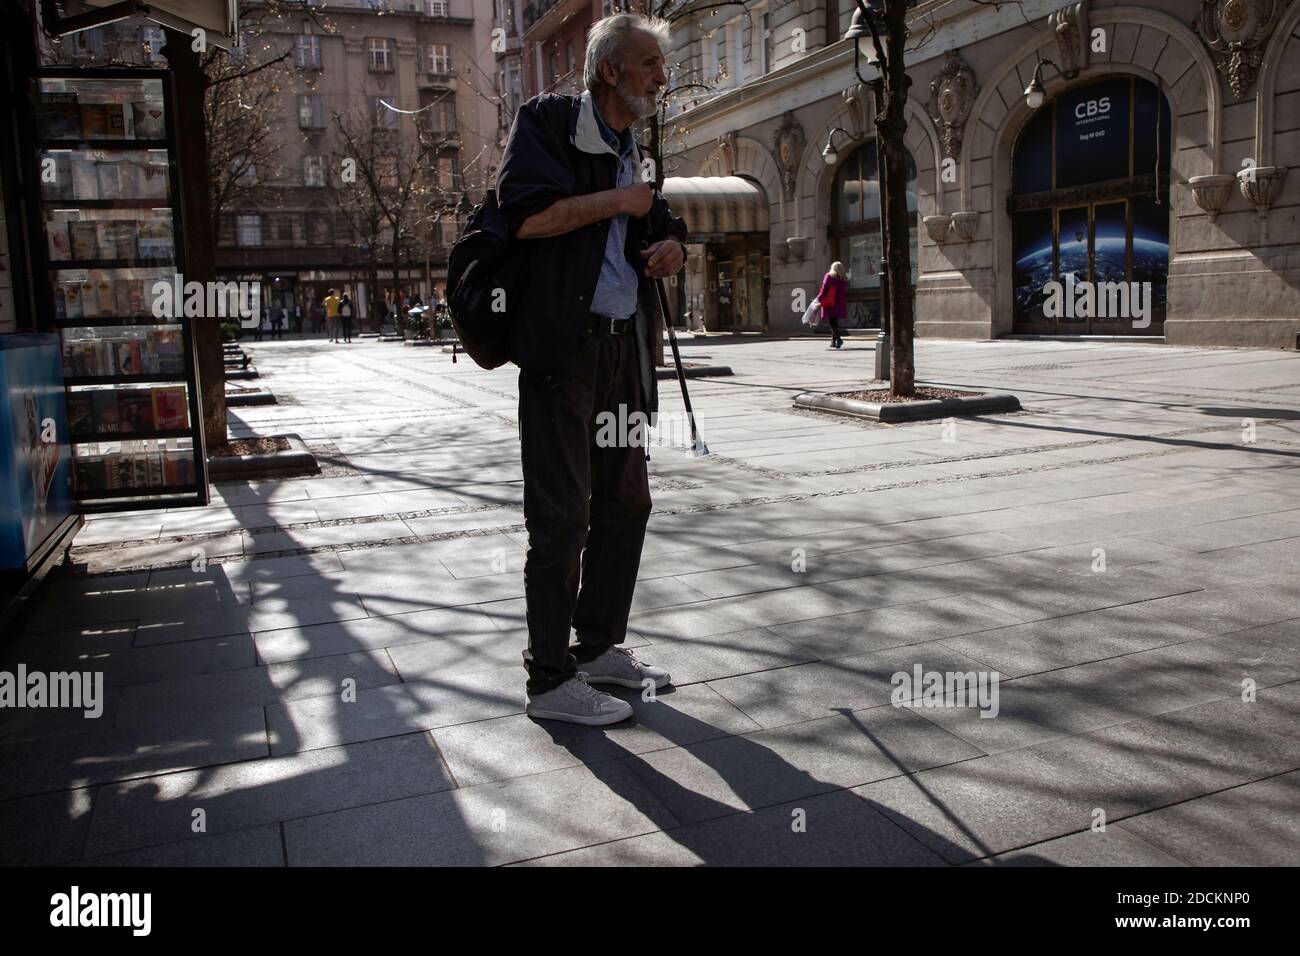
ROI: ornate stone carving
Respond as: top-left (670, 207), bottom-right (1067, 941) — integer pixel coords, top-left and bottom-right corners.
top-left (772, 111), bottom-right (805, 203)
top-left (714, 131), bottom-right (737, 176)
top-left (928, 50), bottom-right (978, 160)
top-left (1237, 164), bottom-right (1288, 213)
top-left (842, 83), bottom-right (871, 140)
top-left (1194, 0), bottom-right (1286, 100)
top-left (1049, 1), bottom-right (1089, 79)
top-left (1188, 173), bottom-right (1236, 220)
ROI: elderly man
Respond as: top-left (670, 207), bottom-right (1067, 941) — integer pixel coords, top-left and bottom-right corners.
top-left (497, 13), bottom-right (687, 725)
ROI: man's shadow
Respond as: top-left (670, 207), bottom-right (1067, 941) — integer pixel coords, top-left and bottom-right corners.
top-left (538, 688), bottom-right (1058, 866)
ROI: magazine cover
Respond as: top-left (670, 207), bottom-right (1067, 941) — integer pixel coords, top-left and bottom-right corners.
top-left (80, 280), bottom-right (99, 318)
top-left (63, 280), bottom-right (84, 320)
top-left (73, 455), bottom-right (106, 494)
top-left (104, 103), bottom-right (126, 138)
top-left (151, 385), bottom-right (188, 430)
top-left (79, 104), bottom-right (107, 139)
top-left (69, 221), bottom-right (98, 260)
top-left (35, 92), bottom-right (80, 140)
top-left (95, 275), bottom-right (116, 315)
top-left (65, 391), bottom-right (94, 437)
top-left (46, 221), bottom-right (72, 261)
top-left (137, 218), bottom-right (175, 259)
top-left (131, 102), bottom-right (165, 139)
top-left (90, 389), bottom-right (120, 432)
top-left (117, 389), bottom-right (154, 433)
top-left (70, 157), bottom-right (99, 199)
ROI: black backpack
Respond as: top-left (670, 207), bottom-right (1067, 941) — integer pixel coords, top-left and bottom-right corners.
top-left (446, 190), bottom-right (525, 370)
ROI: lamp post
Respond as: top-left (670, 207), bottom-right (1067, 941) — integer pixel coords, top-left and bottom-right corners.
top-left (1023, 58), bottom-right (1060, 110)
top-left (843, 0), bottom-right (914, 395)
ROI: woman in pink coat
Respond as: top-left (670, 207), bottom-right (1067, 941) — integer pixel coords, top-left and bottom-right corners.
top-left (817, 261), bottom-right (849, 349)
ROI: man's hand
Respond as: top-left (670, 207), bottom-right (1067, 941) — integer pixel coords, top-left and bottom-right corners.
top-left (621, 183), bottom-right (654, 218)
top-left (641, 239), bottom-right (685, 278)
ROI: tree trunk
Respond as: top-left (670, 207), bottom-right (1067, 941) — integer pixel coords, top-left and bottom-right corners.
top-left (881, 0), bottom-right (915, 397)
top-left (165, 31), bottom-right (227, 452)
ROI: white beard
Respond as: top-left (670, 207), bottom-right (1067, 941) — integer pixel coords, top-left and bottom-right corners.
top-left (617, 79), bottom-right (658, 119)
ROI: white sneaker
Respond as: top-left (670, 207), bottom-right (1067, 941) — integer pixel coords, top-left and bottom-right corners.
top-left (525, 674), bottom-right (633, 726)
top-left (580, 646), bottom-right (671, 690)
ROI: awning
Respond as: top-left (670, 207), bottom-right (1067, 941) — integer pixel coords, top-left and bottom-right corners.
top-left (53, 0), bottom-right (239, 49)
top-left (662, 176), bottom-right (770, 240)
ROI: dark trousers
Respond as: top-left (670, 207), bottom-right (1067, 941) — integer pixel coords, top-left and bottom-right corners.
top-left (518, 325), bottom-right (652, 694)
top-left (827, 316), bottom-right (843, 346)
top-left (341, 317), bottom-right (353, 342)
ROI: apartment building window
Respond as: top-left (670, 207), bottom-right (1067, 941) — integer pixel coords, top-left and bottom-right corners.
top-left (237, 214), bottom-right (263, 247)
top-left (754, 6), bottom-right (772, 75)
top-left (427, 97), bottom-right (456, 133)
top-left (436, 155), bottom-right (458, 190)
top-left (295, 35), bottom-right (322, 70)
top-left (377, 155), bottom-right (399, 188)
top-left (426, 0), bottom-right (449, 14)
top-left (426, 43), bottom-right (450, 74)
top-left (439, 216), bottom-right (457, 247)
top-left (728, 19), bottom-right (744, 86)
top-left (368, 37), bottom-right (394, 72)
top-left (373, 97), bottom-right (399, 129)
top-left (303, 155), bottom-right (326, 186)
top-left (298, 94), bottom-right (325, 128)
top-left (270, 215), bottom-right (295, 242)
top-left (229, 160), bottom-right (257, 185)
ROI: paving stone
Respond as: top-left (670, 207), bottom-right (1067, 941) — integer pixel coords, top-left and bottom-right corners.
top-left (115, 650), bottom-right (401, 726)
top-left (283, 761), bottom-right (678, 866)
top-left (0, 706), bottom-right (268, 801)
top-left (83, 732), bottom-right (454, 857)
top-left (975, 825), bottom-right (1187, 866)
top-left (1117, 771), bottom-right (1300, 866)
top-left (520, 788), bottom-right (948, 867)
top-left (253, 604), bottom-right (501, 663)
top-left (80, 823), bottom-right (286, 866)
top-left (431, 684), bottom-right (761, 786)
top-left (625, 704), bottom-right (984, 826)
top-left (0, 788), bottom-right (95, 865)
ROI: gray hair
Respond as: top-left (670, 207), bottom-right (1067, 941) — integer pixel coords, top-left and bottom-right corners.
top-left (584, 13), bottom-right (671, 92)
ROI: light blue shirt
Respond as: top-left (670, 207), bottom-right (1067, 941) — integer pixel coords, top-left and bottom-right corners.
top-left (589, 105), bottom-right (640, 320)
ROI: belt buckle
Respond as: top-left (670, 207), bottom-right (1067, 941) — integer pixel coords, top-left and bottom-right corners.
top-left (610, 316), bottom-right (630, 335)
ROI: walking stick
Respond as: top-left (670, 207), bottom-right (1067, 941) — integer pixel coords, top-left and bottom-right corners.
top-left (653, 276), bottom-right (709, 457)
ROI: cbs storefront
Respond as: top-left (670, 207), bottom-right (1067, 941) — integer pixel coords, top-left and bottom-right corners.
top-left (666, 0), bottom-right (1300, 349)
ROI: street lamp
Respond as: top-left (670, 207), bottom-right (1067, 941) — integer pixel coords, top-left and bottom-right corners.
top-left (1024, 58), bottom-right (1060, 110)
top-left (845, 6), bottom-right (887, 85)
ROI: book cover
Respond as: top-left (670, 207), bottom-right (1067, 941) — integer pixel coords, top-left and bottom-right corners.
top-left (39, 153), bottom-right (73, 199)
top-left (103, 103), bottom-right (126, 138)
top-left (80, 280), bottom-right (99, 318)
top-left (151, 386), bottom-right (188, 430)
top-left (137, 162), bottom-right (169, 199)
top-left (114, 338), bottom-right (144, 375)
top-left (117, 389), bottom-right (155, 432)
top-left (96, 275), bottom-right (115, 315)
top-left (70, 157), bottom-right (99, 199)
top-left (47, 221), bottom-right (72, 261)
top-left (79, 104), bottom-right (108, 139)
top-left (126, 279), bottom-right (145, 315)
top-left (114, 279), bottom-right (131, 317)
top-left (132, 454), bottom-right (152, 487)
top-left (163, 452), bottom-right (193, 486)
top-left (147, 452), bottom-right (164, 487)
top-left (74, 456), bottom-right (107, 494)
top-left (53, 284), bottom-right (67, 321)
top-left (95, 221), bottom-right (117, 260)
top-left (131, 102), bottom-right (165, 139)
top-left (66, 391), bottom-right (94, 437)
top-left (105, 220), bottom-right (137, 259)
top-left (151, 329), bottom-right (183, 373)
top-left (70, 221), bottom-right (98, 260)
top-left (63, 280), bottom-right (84, 320)
top-left (91, 389), bottom-right (120, 433)
top-left (111, 454), bottom-right (134, 489)
top-left (137, 218), bottom-right (174, 259)
top-left (96, 160), bottom-right (123, 199)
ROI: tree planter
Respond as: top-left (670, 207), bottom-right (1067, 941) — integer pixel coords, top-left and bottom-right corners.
top-left (793, 387), bottom-right (1020, 423)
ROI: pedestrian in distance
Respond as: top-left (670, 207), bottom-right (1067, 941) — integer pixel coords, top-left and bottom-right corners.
top-left (497, 11), bottom-right (687, 726)
top-left (817, 261), bottom-right (849, 349)
top-left (340, 293), bottom-right (354, 343)
top-left (324, 288), bottom-right (341, 342)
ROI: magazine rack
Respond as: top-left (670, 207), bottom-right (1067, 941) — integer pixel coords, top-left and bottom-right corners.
top-left (31, 68), bottom-right (208, 512)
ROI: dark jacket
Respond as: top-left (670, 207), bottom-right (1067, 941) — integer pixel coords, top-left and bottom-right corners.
top-left (496, 91), bottom-right (687, 415)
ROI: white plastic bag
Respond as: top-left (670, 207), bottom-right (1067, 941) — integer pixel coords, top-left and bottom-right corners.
top-left (801, 302), bottom-right (821, 326)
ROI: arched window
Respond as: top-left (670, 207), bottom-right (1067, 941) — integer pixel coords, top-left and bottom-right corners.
top-left (1010, 75), bottom-right (1170, 334)
top-left (830, 142), bottom-right (918, 328)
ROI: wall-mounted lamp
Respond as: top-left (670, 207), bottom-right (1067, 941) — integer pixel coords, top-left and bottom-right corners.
top-left (1023, 58), bottom-right (1061, 110)
top-left (821, 127), bottom-right (854, 167)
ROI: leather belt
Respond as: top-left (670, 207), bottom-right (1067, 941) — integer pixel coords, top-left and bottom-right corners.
top-left (584, 314), bottom-right (633, 335)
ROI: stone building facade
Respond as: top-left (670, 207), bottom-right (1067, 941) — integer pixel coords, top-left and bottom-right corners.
top-left (213, 0), bottom-right (502, 319)
top-left (663, 0), bottom-right (1300, 349)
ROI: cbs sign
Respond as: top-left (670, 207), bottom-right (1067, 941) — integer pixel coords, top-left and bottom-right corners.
top-left (1075, 96), bottom-right (1111, 119)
